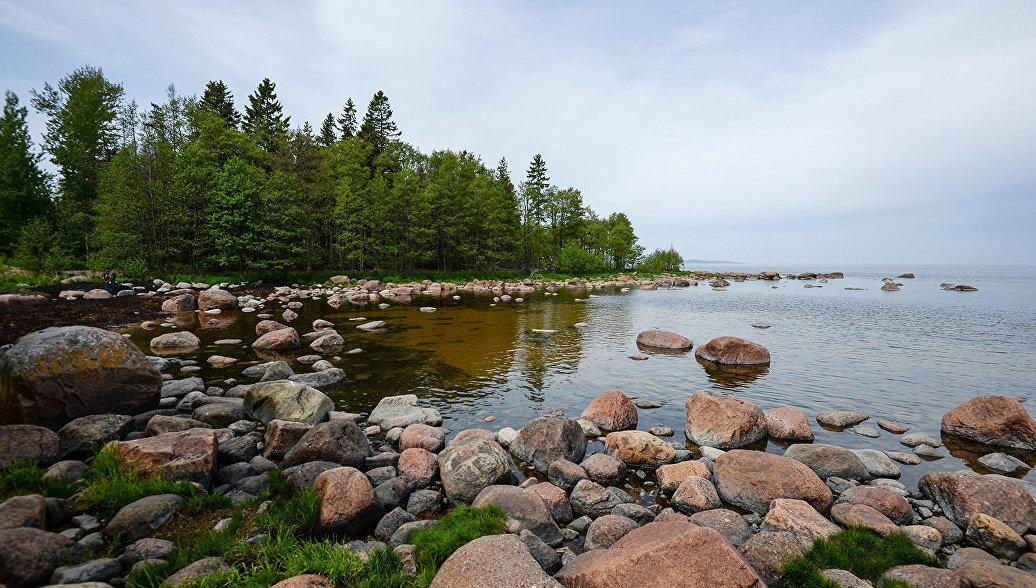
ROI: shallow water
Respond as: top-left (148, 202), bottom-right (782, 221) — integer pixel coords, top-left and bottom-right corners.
top-left (123, 264), bottom-right (1036, 493)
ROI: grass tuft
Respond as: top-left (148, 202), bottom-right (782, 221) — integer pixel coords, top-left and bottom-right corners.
top-left (408, 504), bottom-right (506, 583)
top-left (75, 445), bottom-right (198, 516)
top-left (0, 460), bottom-right (75, 501)
top-left (782, 526), bottom-right (942, 586)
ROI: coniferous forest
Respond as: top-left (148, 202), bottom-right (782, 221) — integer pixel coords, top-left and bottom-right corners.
top-left (0, 66), bottom-right (683, 277)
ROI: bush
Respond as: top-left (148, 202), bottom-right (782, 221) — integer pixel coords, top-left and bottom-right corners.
top-left (13, 217), bottom-right (71, 273)
top-left (554, 243), bottom-right (608, 275)
top-left (637, 246), bottom-right (683, 273)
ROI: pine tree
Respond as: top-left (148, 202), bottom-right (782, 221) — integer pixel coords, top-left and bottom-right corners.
top-left (0, 91), bottom-right (51, 254)
top-left (242, 78), bottom-right (290, 152)
top-left (31, 65), bottom-right (124, 255)
top-left (201, 81), bottom-right (240, 128)
top-left (358, 91), bottom-right (400, 155)
top-left (519, 154), bottom-right (550, 271)
top-left (319, 113), bottom-right (336, 146)
top-left (337, 98), bottom-right (357, 139)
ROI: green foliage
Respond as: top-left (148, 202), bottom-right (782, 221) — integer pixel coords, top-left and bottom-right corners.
top-left (201, 81), bottom-right (240, 128)
top-left (638, 246), bottom-right (683, 272)
top-left (337, 97), bottom-right (358, 139)
top-left (0, 91), bottom-right (51, 255)
top-left (781, 527), bottom-right (942, 586)
top-left (555, 243), bottom-right (608, 275)
top-left (13, 217), bottom-right (70, 273)
top-left (358, 90), bottom-right (400, 155)
top-left (409, 504), bottom-right (506, 581)
top-left (76, 445), bottom-right (197, 516)
top-left (0, 460), bottom-right (75, 501)
top-left (242, 78), bottom-right (289, 152)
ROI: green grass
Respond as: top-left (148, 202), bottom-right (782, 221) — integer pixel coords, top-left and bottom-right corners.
top-left (0, 460), bottom-right (76, 501)
top-left (781, 526), bottom-right (941, 587)
top-left (408, 504), bottom-right (506, 585)
top-left (74, 445), bottom-right (199, 516)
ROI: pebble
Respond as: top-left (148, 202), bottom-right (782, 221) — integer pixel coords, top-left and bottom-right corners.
top-left (648, 425), bottom-right (674, 437)
top-left (853, 426), bottom-right (881, 438)
top-left (481, 416), bottom-right (497, 423)
top-left (913, 444), bottom-right (944, 459)
top-left (751, 322), bottom-right (771, 328)
top-left (628, 355), bottom-right (649, 361)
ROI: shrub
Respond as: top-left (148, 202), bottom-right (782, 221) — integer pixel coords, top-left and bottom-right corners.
top-left (636, 246), bottom-right (683, 273)
top-left (554, 243), bottom-right (608, 275)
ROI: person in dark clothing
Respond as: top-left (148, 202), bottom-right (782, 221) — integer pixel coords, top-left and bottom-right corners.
top-left (103, 268), bottom-right (118, 295)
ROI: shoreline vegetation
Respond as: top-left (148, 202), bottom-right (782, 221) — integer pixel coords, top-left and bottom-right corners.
top-left (2, 66), bottom-right (683, 283)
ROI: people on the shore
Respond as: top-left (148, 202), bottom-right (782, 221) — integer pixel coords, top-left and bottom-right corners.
top-left (103, 268), bottom-right (118, 295)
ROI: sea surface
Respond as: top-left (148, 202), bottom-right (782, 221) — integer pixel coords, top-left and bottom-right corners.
top-left (123, 264), bottom-right (1036, 493)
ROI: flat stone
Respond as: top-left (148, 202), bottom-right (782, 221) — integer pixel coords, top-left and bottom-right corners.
top-left (428, 533), bottom-right (561, 588)
top-left (877, 418), bottom-right (909, 434)
top-left (367, 394), bottom-right (443, 429)
top-left (901, 432), bottom-right (941, 447)
top-left (978, 452), bottom-right (1030, 474)
top-left (760, 498), bottom-right (840, 541)
top-left (851, 449), bottom-right (902, 478)
top-left (104, 494), bottom-right (183, 543)
top-left (830, 503), bottom-right (900, 537)
top-left (816, 410), bottom-right (869, 428)
top-left (884, 450), bottom-right (922, 465)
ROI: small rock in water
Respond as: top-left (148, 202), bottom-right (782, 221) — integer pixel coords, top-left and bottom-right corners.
top-left (357, 321), bottom-right (387, 331)
top-left (900, 432), bottom-right (940, 448)
top-left (816, 410), bottom-right (869, 428)
top-left (699, 446), bottom-right (725, 461)
top-left (204, 308), bottom-right (222, 314)
top-left (977, 452), bottom-right (1029, 474)
top-left (634, 399), bottom-right (663, 409)
top-left (452, 295), bottom-right (461, 300)
top-left (213, 339), bottom-right (242, 345)
top-left (180, 366), bottom-right (201, 373)
top-left (648, 425), bottom-right (674, 437)
top-left (481, 416), bottom-right (497, 423)
top-left (378, 303), bottom-right (391, 309)
top-left (628, 354), bottom-right (649, 361)
top-left (883, 451), bottom-right (922, 465)
top-left (346, 348), bottom-right (363, 354)
top-left (574, 322), bottom-right (589, 328)
top-left (876, 418), bottom-right (909, 434)
top-left (531, 329), bottom-right (558, 334)
top-left (419, 307), bottom-right (436, 312)
top-left (349, 317), bottom-right (368, 321)
top-left (853, 426), bottom-right (881, 438)
top-left (913, 444), bottom-right (944, 459)
top-left (751, 322), bottom-right (771, 329)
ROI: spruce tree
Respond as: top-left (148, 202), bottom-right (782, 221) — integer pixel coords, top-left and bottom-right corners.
top-left (337, 98), bottom-right (357, 138)
top-left (201, 80), bottom-right (240, 128)
top-left (242, 78), bottom-right (290, 152)
top-left (319, 113), bottom-right (336, 146)
top-left (358, 91), bottom-right (400, 154)
top-left (0, 91), bottom-right (51, 254)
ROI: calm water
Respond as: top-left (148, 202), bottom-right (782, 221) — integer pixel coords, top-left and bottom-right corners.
top-left (123, 264), bottom-right (1036, 491)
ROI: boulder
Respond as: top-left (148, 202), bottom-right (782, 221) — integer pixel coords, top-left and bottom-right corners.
top-left (164, 557), bottom-right (230, 586)
top-left (281, 420), bottom-right (372, 468)
top-left (836, 485), bottom-right (913, 525)
top-left (272, 575), bottom-right (336, 588)
top-left (244, 381), bottom-right (333, 425)
top-left (690, 510), bottom-right (753, 547)
top-left (941, 394), bottom-right (1036, 451)
top-left (399, 423), bottom-right (446, 453)
top-left (951, 557), bottom-right (1036, 587)
top-left (635, 330), bottom-right (692, 351)
top-left (816, 410), bottom-right (869, 428)
top-left (830, 503), bottom-right (900, 537)
top-left (585, 515), bottom-right (639, 550)
top-left (555, 522), bottom-right (764, 588)
top-left (580, 390), bottom-right (638, 432)
top-left (313, 467), bottom-right (382, 535)
top-left (252, 328), bottom-right (300, 350)
top-left (263, 419), bottom-right (313, 460)
top-left (738, 530), bottom-right (812, 586)
top-left (919, 470), bottom-right (1036, 535)
top-left (0, 424), bottom-right (59, 467)
top-left (117, 429), bottom-right (219, 487)
top-left (671, 476), bottom-right (722, 514)
top-left (784, 443), bottom-right (870, 481)
top-left (428, 533), bottom-right (562, 588)
top-left (256, 320), bottom-right (290, 336)
top-left (761, 498), bottom-right (840, 541)
top-left (367, 394), bottom-right (443, 429)
top-left (0, 494), bottom-right (46, 530)
top-left (580, 453), bottom-right (628, 488)
top-left (192, 402), bottom-right (245, 428)
top-left (162, 293), bottom-right (196, 312)
top-left (685, 390), bottom-right (767, 449)
top-left (713, 449), bottom-right (832, 515)
top-left (902, 524), bottom-right (943, 552)
top-left (880, 565), bottom-right (968, 588)
top-left (604, 430), bottom-right (675, 469)
top-left (0, 527), bottom-right (84, 588)
top-left (83, 288), bottom-right (111, 299)
top-left (965, 512), bottom-right (1027, 560)
top-left (694, 336), bottom-right (770, 366)
top-left (764, 407), bottom-right (815, 441)
top-left (310, 332), bottom-right (344, 350)
top-left (149, 331), bottom-right (202, 351)
top-left (438, 437), bottom-right (512, 504)
top-left (472, 485), bottom-right (563, 546)
top-left (0, 326), bottom-right (162, 428)
top-left (283, 461), bottom-right (340, 493)
top-left (197, 288), bottom-right (237, 311)
top-left (569, 479), bottom-right (621, 519)
top-left (656, 460), bottom-right (711, 494)
top-left (289, 368), bottom-right (347, 392)
top-left (528, 482), bottom-right (573, 525)
top-left (104, 494), bottom-right (183, 543)
top-left (509, 416), bottom-right (587, 474)
top-left (118, 537), bottom-right (175, 567)
top-left (145, 415), bottom-right (211, 436)
top-left (397, 448), bottom-right (438, 488)
top-left (851, 449), bottom-right (902, 479)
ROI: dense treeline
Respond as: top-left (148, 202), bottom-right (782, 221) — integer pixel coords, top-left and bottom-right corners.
top-left (0, 66), bottom-right (681, 276)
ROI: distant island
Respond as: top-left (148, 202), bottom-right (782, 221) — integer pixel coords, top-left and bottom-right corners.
top-left (683, 259), bottom-right (739, 264)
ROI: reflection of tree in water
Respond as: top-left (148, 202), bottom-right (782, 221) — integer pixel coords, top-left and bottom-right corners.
top-left (697, 358), bottom-right (769, 390)
top-left (511, 294), bottom-right (591, 405)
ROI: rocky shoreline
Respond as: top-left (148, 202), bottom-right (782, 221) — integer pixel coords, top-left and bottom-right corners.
top-left (0, 304), bottom-right (1034, 586)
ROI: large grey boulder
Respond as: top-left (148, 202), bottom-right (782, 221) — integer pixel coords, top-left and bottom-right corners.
top-left (472, 485), bottom-right (563, 547)
top-left (0, 425), bottom-right (59, 468)
top-left (784, 443), bottom-right (870, 481)
top-left (288, 368), bottom-right (347, 392)
top-left (57, 414), bottom-right (133, 459)
top-left (282, 420), bottom-right (373, 468)
top-left (509, 416), bottom-right (587, 474)
top-left (367, 394), bottom-right (442, 429)
top-left (438, 437), bottom-right (512, 504)
top-left (197, 288), bottom-right (237, 311)
top-left (0, 326), bottom-right (162, 428)
top-left (244, 381), bottom-right (333, 425)
top-left (0, 527), bottom-right (84, 588)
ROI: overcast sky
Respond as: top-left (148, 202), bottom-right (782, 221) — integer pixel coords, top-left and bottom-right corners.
top-left (2, 1), bottom-right (1034, 266)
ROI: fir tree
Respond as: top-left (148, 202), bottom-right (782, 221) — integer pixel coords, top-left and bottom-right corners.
top-left (0, 91), bottom-right (51, 254)
top-left (201, 80), bottom-right (240, 128)
top-left (319, 113), bottom-right (336, 146)
top-left (337, 98), bottom-right (357, 138)
top-left (242, 78), bottom-right (290, 152)
top-left (358, 91), bottom-right (400, 154)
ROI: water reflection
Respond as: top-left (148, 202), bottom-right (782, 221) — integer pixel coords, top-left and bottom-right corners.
top-left (943, 436), bottom-right (1036, 478)
top-left (696, 358), bottom-right (770, 389)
